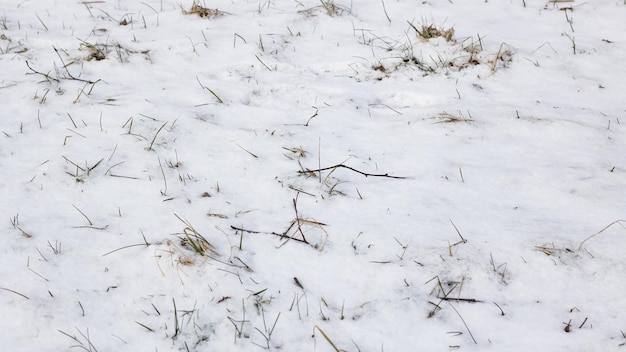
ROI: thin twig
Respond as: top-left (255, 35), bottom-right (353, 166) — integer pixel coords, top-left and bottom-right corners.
top-left (25, 61), bottom-right (60, 82)
top-left (299, 163), bottom-right (407, 179)
top-left (230, 226), bottom-right (313, 246)
top-left (438, 297), bottom-right (483, 303)
top-left (53, 46), bottom-right (97, 84)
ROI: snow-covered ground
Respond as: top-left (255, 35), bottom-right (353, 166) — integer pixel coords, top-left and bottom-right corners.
top-left (1, 0), bottom-right (625, 350)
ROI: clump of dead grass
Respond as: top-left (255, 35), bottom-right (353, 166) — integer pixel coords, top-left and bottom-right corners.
top-left (319, 0), bottom-right (350, 16)
top-left (184, 1), bottom-right (226, 18)
top-left (79, 40), bottom-right (151, 63)
top-left (359, 19), bottom-right (516, 80)
top-left (489, 43), bottom-right (515, 71)
top-left (80, 41), bottom-right (106, 61)
top-left (300, 0), bottom-right (351, 17)
top-left (414, 23), bottom-right (455, 42)
top-left (433, 111), bottom-right (471, 124)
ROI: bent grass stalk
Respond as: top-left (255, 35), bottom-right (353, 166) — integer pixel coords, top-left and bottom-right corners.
top-left (578, 219), bottom-right (626, 250)
top-left (147, 122), bottom-right (167, 151)
top-left (196, 76), bottom-right (223, 103)
top-left (0, 287), bottom-right (29, 299)
top-left (313, 325), bottom-right (343, 352)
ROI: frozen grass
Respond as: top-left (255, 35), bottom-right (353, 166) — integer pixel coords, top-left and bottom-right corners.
top-left (1, 0), bottom-right (626, 351)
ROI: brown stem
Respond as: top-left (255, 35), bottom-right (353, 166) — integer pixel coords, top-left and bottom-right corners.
top-left (299, 163), bottom-right (407, 179)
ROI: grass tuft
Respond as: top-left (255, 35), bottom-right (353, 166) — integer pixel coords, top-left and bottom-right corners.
top-left (184, 1), bottom-right (226, 18)
top-left (299, 0), bottom-right (351, 17)
top-left (319, 0), bottom-right (350, 16)
top-left (408, 21), bottom-right (455, 42)
top-left (175, 214), bottom-right (219, 257)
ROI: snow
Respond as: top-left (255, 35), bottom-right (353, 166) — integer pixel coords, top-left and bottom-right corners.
top-left (1, 0), bottom-right (625, 351)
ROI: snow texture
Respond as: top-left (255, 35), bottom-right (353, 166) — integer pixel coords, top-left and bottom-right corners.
top-left (1, 0), bottom-right (625, 351)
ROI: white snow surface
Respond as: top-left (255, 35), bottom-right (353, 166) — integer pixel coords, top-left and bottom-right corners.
top-left (1, 0), bottom-right (626, 351)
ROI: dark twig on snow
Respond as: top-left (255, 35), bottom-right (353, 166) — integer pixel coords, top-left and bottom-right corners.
top-left (231, 225), bottom-right (309, 244)
top-left (53, 46), bottom-right (98, 84)
top-left (298, 163), bottom-right (407, 179)
top-left (25, 61), bottom-right (60, 82)
top-left (292, 193), bottom-right (307, 243)
top-left (231, 193), bottom-right (327, 249)
top-left (437, 297), bottom-right (483, 303)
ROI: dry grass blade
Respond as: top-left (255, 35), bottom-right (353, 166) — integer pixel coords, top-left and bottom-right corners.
top-left (147, 121), bottom-right (167, 151)
top-left (135, 321), bottom-right (154, 332)
top-left (196, 76), bottom-right (223, 103)
top-left (17, 226), bottom-right (32, 238)
top-left (72, 204), bottom-right (93, 226)
top-left (0, 287), bottom-right (30, 299)
top-left (449, 219), bottom-right (467, 244)
top-left (292, 194), bottom-right (307, 243)
top-left (535, 245), bottom-right (556, 255)
top-left (367, 103), bottom-right (403, 115)
top-left (434, 112), bottom-right (468, 124)
top-left (491, 43), bottom-right (514, 72)
top-left (578, 220), bottom-right (626, 251)
top-left (447, 301), bottom-right (477, 344)
top-left (102, 243), bottom-right (150, 257)
top-left (535, 245), bottom-right (572, 256)
top-left (313, 325), bottom-right (345, 352)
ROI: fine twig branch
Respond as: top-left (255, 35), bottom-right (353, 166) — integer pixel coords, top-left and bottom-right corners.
top-left (25, 61), bottom-right (61, 82)
top-left (26, 58), bottom-right (96, 84)
top-left (437, 296), bottom-right (483, 303)
top-left (230, 225), bottom-right (313, 246)
top-left (53, 46), bottom-right (97, 84)
top-left (298, 163), bottom-right (407, 179)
